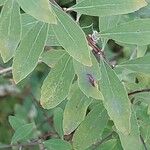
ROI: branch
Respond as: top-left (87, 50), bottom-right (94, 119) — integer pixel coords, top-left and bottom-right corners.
top-left (140, 135), bottom-right (148, 150)
top-left (0, 67), bottom-right (12, 75)
top-left (128, 89), bottom-right (150, 96)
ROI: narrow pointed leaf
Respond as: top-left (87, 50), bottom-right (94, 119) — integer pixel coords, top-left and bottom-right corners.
top-left (63, 87), bottom-right (92, 135)
top-left (101, 19), bottom-right (150, 45)
top-left (73, 53), bottom-right (103, 99)
top-left (0, 0), bottom-right (21, 62)
top-left (73, 104), bottom-right (108, 150)
top-left (118, 109), bottom-right (143, 150)
top-left (40, 54), bottom-right (75, 109)
top-left (17, 0), bottom-right (57, 24)
top-left (13, 22), bottom-right (48, 83)
top-left (51, 4), bottom-right (92, 66)
top-left (99, 59), bottom-right (131, 134)
top-left (71, 0), bottom-right (147, 17)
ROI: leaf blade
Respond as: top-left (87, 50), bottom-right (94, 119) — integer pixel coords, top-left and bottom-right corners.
top-left (12, 22), bottom-right (48, 83)
top-left (17, 0), bottom-right (57, 24)
top-left (99, 59), bottom-right (131, 134)
top-left (0, 0), bottom-right (21, 62)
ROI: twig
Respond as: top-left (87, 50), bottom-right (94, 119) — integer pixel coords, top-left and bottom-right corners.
top-left (0, 67), bottom-right (12, 75)
top-left (128, 89), bottom-right (150, 96)
top-left (140, 135), bottom-right (148, 150)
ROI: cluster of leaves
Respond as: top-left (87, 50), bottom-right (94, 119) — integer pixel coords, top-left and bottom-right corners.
top-left (0, 0), bottom-right (150, 149)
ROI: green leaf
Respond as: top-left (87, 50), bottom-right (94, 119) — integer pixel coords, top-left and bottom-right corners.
top-left (12, 22), bottom-right (48, 83)
top-left (73, 53), bottom-right (103, 100)
top-left (116, 55), bottom-right (150, 74)
top-left (95, 139), bottom-right (123, 150)
top-left (46, 26), bottom-right (60, 46)
top-left (51, 4), bottom-right (92, 66)
top-left (101, 19), bottom-right (150, 45)
top-left (0, 0), bottom-right (21, 62)
top-left (17, 0), bottom-right (57, 24)
top-left (21, 13), bottom-right (38, 38)
top-left (70, 0), bottom-right (147, 17)
top-left (117, 109), bottom-right (143, 150)
top-left (99, 59), bottom-right (131, 134)
top-left (44, 139), bottom-right (72, 150)
top-left (0, 0), bottom-right (5, 6)
top-left (40, 54), bottom-right (75, 109)
top-left (53, 107), bottom-right (64, 139)
top-left (41, 49), bottom-right (66, 68)
top-left (73, 104), bottom-right (108, 150)
top-left (11, 123), bottom-right (34, 144)
top-left (8, 116), bottom-right (26, 130)
top-left (136, 45), bottom-right (147, 58)
top-left (63, 87), bottom-right (92, 135)
top-left (99, 15), bottom-right (121, 32)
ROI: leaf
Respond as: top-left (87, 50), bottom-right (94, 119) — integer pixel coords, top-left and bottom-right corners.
top-left (99, 15), bottom-right (121, 32)
top-left (46, 26), bottom-right (60, 46)
top-left (53, 107), bottom-right (64, 139)
top-left (12, 22), bottom-right (48, 83)
top-left (99, 59), bottom-right (131, 134)
top-left (51, 4), bottom-right (92, 66)
top-left (63, 87), bottom-right (92, 135)
top-left (116, 55), bottom-right (150, 74)
top-left (44, 139), bottom-right (72, 150)
top-left (73, 53), bottom-right (103, 99)
top-left (101, 19), bottom-right (150, 45)
top-left (21, 14), bottom-right (59, 46)
top-left (137, 45), bottom-right (147, 58)
top-left (40, 54), bottom-right (75, 109)
top-left (21, 13), bottom-right (38, 38)
top-left (17, 0), bottom-right (57, 24)
top-left (0, 0), bottom-right (5, 6)
top-left (0, 0), bottom-right (21, 62)
top-left (117, 109), bottom-right (143, 150)
top-left (11, 123), bottom-right (34, 144)
top-left (73, 104), bottom-right (108, 150)
top-left (41, 49), bottom-right (66, 68)
top-left (95, 139), bottom-right (123, 150)
top-left (8, 116), bottom-right (26, 130)
top-left (70, 0), bottom-right (147, 17)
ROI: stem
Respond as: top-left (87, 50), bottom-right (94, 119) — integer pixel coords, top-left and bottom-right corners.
top-left (128, 89), bottom-right (150, 96)
top-left (140, 135), bottom-right (148, 150)
top-left (0, 67), bottom-right (12, 75)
